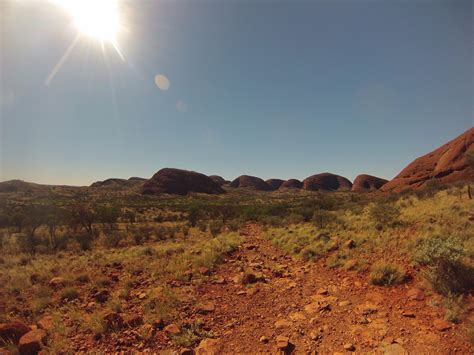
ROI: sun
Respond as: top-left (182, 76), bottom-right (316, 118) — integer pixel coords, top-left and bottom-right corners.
top-left (52, 0), bottom-right (121, 44)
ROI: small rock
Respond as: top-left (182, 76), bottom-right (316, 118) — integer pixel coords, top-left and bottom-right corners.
top-left (164, 323), bottom-right (180, 335)
top-left (317, 288), bottom-right (329, 296)
top-left (195, 338), bottom-right (221, 354)
top-left (407, 288), bottom-right (425, 301)
top-left (37, 316), bottom-right (54, 331)
top-left (197, 302), bottom-right (215, 314)
top-left (276, 335), bottom-right (291, 350)
top-left (180, 348), bottom-right (194, 355)
top-left (259, 335), bottom-right (269, 343)
top-left (213, 277), bottom-right (225, 284)
top-left (247, 287), bottom-right (259, 296)
top-left (0, 320), bottom-right (30, 344)
top-left (138, 292), bottom-right (147, 300)
top-left (274, 319), bottom-right (291, 329)
top-left (343, 343), bottom-right (355, 351)
top-left (433, 319), bottom-right (451, 332)
top-left (401, 311), bottom-right (415, 318)
top-left (18, 329), bottom-right (47, 355)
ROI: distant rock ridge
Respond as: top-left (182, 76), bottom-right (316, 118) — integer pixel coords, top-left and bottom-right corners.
top-left (382, 127), bottom-right (474, 191)
top-left (209, 175), bottom-right (229, 186)
top-left (279, 179), bottom-right (303, 189)
top-left (265, 179), bottom-right (285, 191)
top-left (352, 174), bottom-right (388, 191)
top-left (230, 175), bottom-right (271, 191)
top-left (303, 173), bottom-right (352, 191)
top-left (142, 168), bottom-right (224, 195)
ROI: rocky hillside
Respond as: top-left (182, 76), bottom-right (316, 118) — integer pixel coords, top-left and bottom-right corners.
top-left (303, 173), bottom-right (352, 191)
top-left (142, 168), bottom-right (224, 195)
top-left (382, 127), bottom-right (474, 191)
top-left (352, 174), bottom-right (388, 191)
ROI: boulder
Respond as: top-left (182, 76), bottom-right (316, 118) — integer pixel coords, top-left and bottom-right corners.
top-left (229, 175), bottom-right (271, 191)
top-left (142, 168), bottom-right (224, 195)
top-left (352, 174), bottom-right (388, 191)
top-left (303, 173), bottom-right (352, 191)
top-left (279, 179), bottom-right (303, 189)
top-left (195, 338), bottom-right (221, 354)
top-left (265, 179), bottom-right (285, 191)
top-left (18, 329), bottom-right (47, 355)
top-left (382, 127), bottom-right (474, 192)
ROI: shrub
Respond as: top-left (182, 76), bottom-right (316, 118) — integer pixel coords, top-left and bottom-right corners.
top-left (209, 220), bottom-right (223, 237)
top-left (414, 236), bottom-right (472, 295)
top-left (60, 287), bottom-right (79, 301)
top-left (443, 294), bottom-right (465, 323)
top-left (300, 246), bottom-right (322, 261)
top-left (369, 262), bottom-right (405, 286)
top-left (368, 203), bottom-right (400, 227)
top-left (312, 208), bottom-right (333, 229)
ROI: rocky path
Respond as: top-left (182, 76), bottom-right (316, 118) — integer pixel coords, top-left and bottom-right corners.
top-left (191, 223), bottom-right (472, 354)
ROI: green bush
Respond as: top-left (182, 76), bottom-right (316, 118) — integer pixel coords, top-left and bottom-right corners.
top-left (369, 203), bottom-right (400, 227)
top-left (369, 262), bottom-right (405, 286)
top-left (414, 236), bottom-right (473, 295)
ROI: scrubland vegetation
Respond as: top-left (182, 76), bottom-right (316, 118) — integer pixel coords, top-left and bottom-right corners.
top-left (0, 182), bottom-right (472, 351)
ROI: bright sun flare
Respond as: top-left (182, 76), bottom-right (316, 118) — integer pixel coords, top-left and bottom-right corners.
top-left (53, 0), bottom-right (121, 44)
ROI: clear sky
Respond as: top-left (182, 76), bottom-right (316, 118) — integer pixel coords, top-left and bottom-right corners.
top-left (1, 0), bottom-right (473, 186)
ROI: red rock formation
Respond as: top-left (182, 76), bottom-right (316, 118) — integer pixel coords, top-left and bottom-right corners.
top-left (352, 174), bottom-right (388, 191)
top-left (265, 179), bottom-right (285, 191)
top-left (279, 179), bottom-right (303, 189)
top-left (209, 175), bottom-right (229, 186)
top-left (230, 175), bottom-right (271, 191)
top-left (382, 127), bottom-right (474, 191)
top-left (142, 168), bottom-right (224, 195)
top-left (303, 173), bottom-right (352, 191)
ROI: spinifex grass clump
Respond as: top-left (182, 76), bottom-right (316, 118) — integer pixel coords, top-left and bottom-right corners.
top-left (369, 262), bottom-right (406, 286)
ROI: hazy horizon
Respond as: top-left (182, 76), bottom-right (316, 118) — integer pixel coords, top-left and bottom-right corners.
top-left (1, 0), bottom-right (473, 185)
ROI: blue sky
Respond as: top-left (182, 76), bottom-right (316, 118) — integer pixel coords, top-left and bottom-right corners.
top-left (1, 0), bottom-right (472, 185)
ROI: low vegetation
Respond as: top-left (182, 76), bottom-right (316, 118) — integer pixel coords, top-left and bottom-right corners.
top-left (0, 182), bottom-right (472, 351)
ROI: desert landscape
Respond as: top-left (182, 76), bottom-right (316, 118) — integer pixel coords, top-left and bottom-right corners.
top-left (0, 127), bottom-right (473, 354)
top-left (2, 0), bottom-right (473, 354)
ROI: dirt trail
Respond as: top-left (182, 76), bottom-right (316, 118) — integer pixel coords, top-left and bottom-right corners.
top-left (191, 223), bottom-right (471, 354)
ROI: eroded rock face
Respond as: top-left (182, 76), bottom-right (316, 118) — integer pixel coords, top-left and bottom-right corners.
top-left (265, 179), bottom-right (285, 191)
top-left (229, 175), bottom-right (271, 191)
top-left (303, 173), bottom-right (352, 191)
top-left (279, 179), bottom-right (303, 189)
top-left (142, 168), bottom-right (224, 195)
top-left (352, 174), bottom-right (388, 191)
top-left (382, 127), bottom-right (474, 192)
